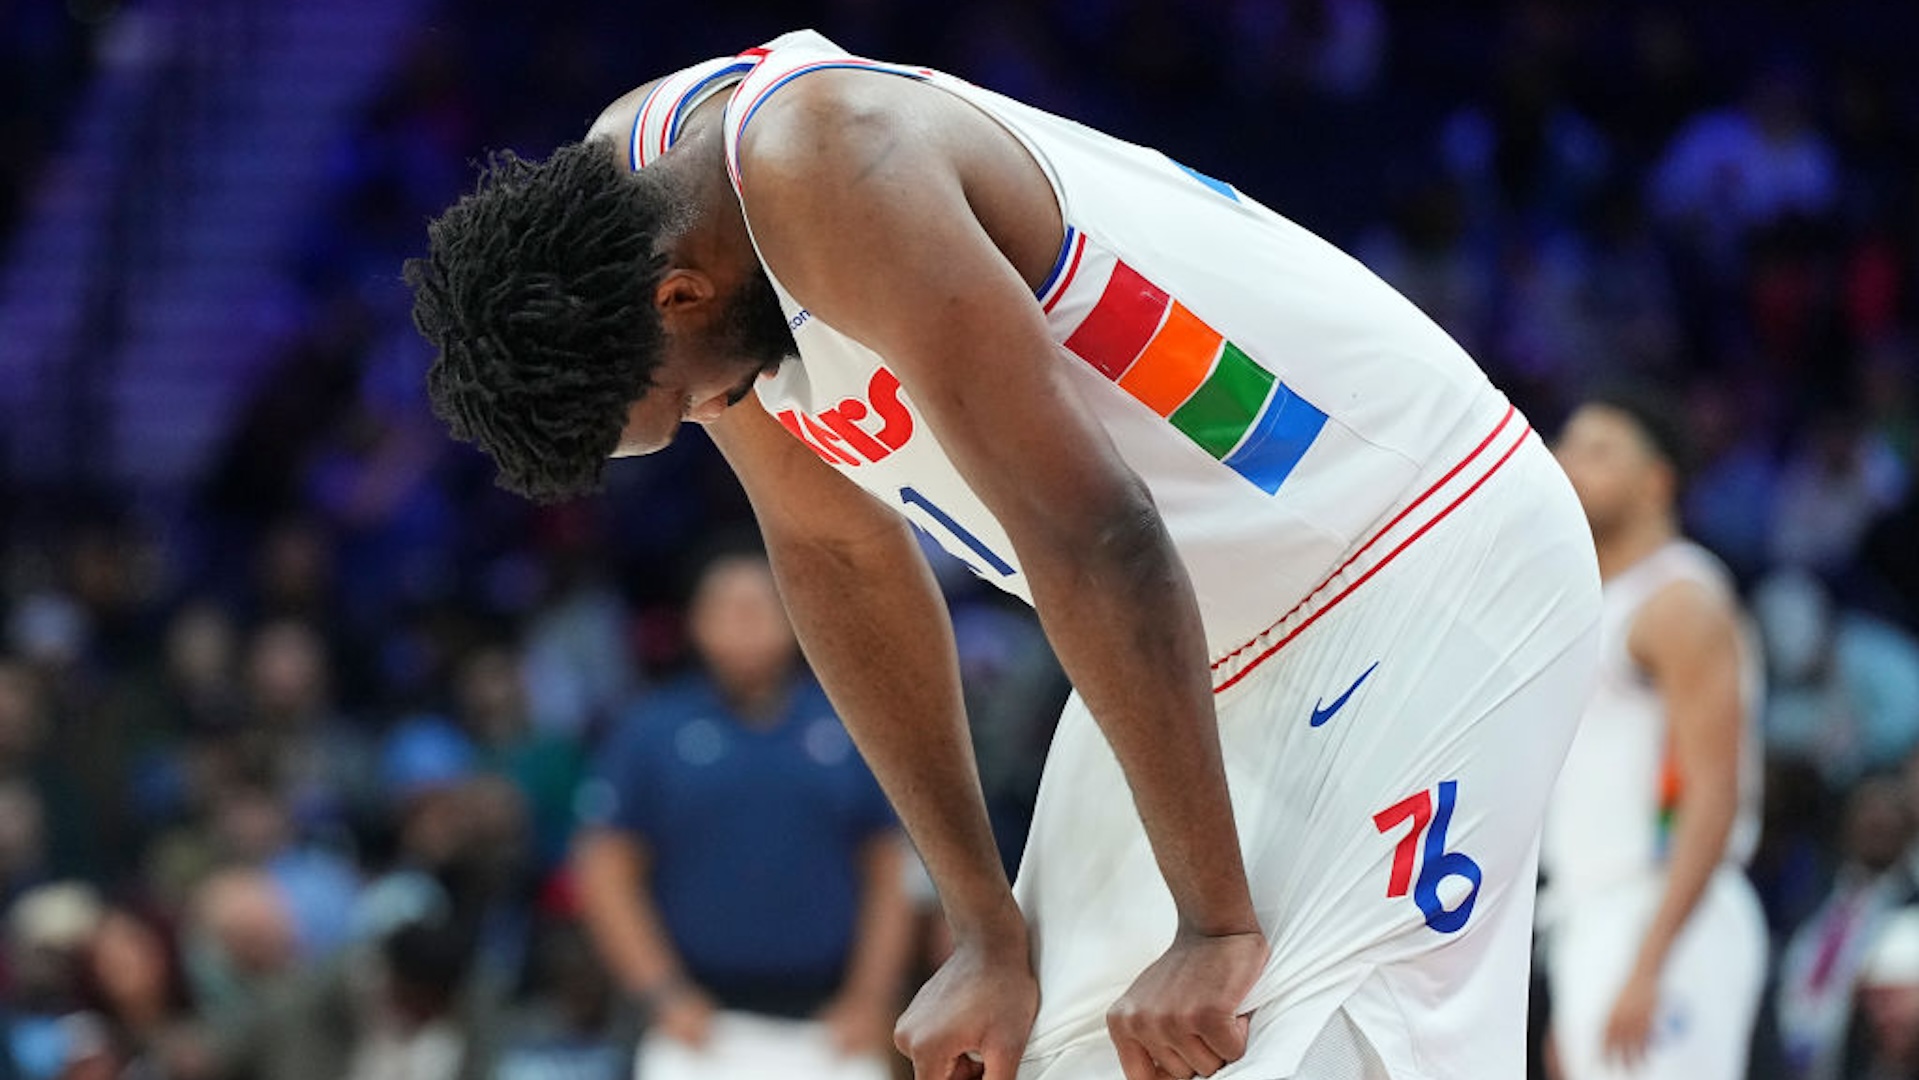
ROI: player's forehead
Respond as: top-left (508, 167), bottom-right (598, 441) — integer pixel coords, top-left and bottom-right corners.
top-left (1564, 404), bottom-right (1651, 452)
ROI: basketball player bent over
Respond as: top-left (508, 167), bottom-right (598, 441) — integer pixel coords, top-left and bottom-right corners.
top-left (406, 31), bottom-right (1601, 1080)
top-left (1544, 397), bottom-right (1766, 1080)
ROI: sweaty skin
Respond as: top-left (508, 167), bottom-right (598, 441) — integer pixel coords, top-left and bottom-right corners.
top-left (592, 69), bottom-right (1269, 1080)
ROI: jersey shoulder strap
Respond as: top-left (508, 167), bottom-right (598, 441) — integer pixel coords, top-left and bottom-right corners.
top-left (628, 54), bottom-right (757, 169)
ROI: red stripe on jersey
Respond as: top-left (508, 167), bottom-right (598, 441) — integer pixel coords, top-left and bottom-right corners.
top-left (1213, 418), bottom-right (1531, 694)
top-left (1063, 262), bottom-right (1171, 380)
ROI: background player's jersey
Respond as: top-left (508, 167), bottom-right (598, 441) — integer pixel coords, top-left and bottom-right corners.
top-left (1541, 540), bottom-right (1765, 899)
top-left (632, 30), bottom-right (1513, 690)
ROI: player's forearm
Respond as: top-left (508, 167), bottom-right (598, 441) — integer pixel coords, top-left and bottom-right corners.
top-left (572, 832), bottom-right (695, 997)
top-left (838, 831), bottom-right (917, 1005)
top-left (1019, 496), bottom-right (1257, 938)
top-left (1634, 767), bottom-right (1737, 977)
top-left (766, 523), bottom-right (1021, 946)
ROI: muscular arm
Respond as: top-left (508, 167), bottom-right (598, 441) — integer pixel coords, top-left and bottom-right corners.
top-left (707, 398), bottom-right (1018, 943)
top-left (736, 74), bottom-right (1256, 939)
top-left (1627, 580), bottom-right (1746, 979)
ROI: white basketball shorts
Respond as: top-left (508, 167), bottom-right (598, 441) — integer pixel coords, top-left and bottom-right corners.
top-left (1545, 867), bottom-right (1767, 1080)
top-left (1015, 428), bottom-right (1602, 1080)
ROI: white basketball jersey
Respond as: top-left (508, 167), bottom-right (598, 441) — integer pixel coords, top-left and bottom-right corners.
top-left (1542, 540), bottom-right (1764, 898)
top-left (630, 30), bottom-right (1517, 690)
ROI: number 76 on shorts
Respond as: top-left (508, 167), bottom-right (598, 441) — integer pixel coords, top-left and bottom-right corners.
top-left (1373, 780), bottom-right (1482, 934)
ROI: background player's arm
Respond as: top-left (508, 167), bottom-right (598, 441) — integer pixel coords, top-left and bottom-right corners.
top-left (1607, 580), bottom-right (1745, 1058)
top-left (571, 828), bottom-right (716, 1043)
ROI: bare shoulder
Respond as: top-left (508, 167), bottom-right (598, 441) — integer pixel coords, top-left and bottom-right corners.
top-left (1630, 576), bottom-right (1740, 669)
top-left (732, 68), bottom-right (1061, 291)
top-left (733, 68), bottom-right (944, 186)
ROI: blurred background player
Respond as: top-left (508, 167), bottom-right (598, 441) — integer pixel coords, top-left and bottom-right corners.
top-left (571, 548), bottom-right (913, 1080)
top-left (1545, 393), bottom-right (1767, 1080)
top-left (1851, 905), bottom-right (1919, 1080)
top-left (1775, 774), bottom-right (1913, 1080)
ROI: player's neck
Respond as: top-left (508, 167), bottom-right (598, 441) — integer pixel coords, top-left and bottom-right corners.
top-left (1593, 512), bottom-right (1677, 583)
top-left (656, 108), bottom-right (760, 280)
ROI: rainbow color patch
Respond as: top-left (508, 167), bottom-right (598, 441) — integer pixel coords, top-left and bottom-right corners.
top-left (1061, 259), bottom-right (1327, 494)
top-left (1654, 743), bottom-right (1682, 858)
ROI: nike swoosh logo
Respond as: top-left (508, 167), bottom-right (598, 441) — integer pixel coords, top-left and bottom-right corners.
top-left (1309, 661), bottom-right (1379, 728)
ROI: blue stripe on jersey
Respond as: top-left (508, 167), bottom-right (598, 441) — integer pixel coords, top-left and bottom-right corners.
top-left (666, 60), bottom-right (758, 146)
top-left (629, 82), bottom-right (664, 169)
top-left (1223, 383), bottom-right (1328, 494)
top-left (1033, 226), bottom-right (1077, 299)
top-left (1170, 157), bottom-right (1240, 202)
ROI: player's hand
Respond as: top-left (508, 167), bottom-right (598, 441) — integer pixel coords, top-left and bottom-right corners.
top-left (650, 983), bottom-right (717, 1048)
top-left (1106, 928), bottom-right (1268, 1080)
top-left (895, 936), bottom-right (1038, 1079)
top-left (1601, 966), bottom-right (1659, 1070)
top-left (819, 989), bottom-right (898, 1056)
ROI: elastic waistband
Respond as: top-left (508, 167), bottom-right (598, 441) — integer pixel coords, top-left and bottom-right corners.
top-left (1210, 401), bottom-right (1535, 697)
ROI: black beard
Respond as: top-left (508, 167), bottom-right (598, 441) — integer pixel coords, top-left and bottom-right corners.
top-left (720, 265), bottom-right (800, 373)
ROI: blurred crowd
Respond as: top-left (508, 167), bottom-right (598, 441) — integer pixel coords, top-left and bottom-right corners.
top-left (4, 0), bottom-right (1919, 1077)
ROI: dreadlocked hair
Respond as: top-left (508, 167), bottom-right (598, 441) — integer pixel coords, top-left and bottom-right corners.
top-left (404, 141), bottom-right (680, 503)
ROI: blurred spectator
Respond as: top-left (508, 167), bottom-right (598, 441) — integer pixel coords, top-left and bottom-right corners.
top-left (491, 920), bottom-right (629, 1080)
top-left (1754, 569), bottom-right (1919, 785)
top-left (364, 727), bottom-right (536, 1015)
top-left (1225, 0), bottom-right (1386, 103)
top-left (452, 645), bottom-right (586, 874)
top-left (235, 619), bottom-right (379, 844)
top-left (4, 882), bottom-right (114, 1080)
top-left (245, 519), bottom-right (380, 711)
top-left (1775, 776), bottom-right (1913, 1080)
top-left (182, 868), bottom-right (300, 1030)
top-left (75, 905), bottom-right (208, 1078)
top-left (1682, 378), bottom-right (1783, 581)
top-left (302, 359), bottom-right (460, 626)
top-left (93, 599), bottom-right (244, 846)
top-left (342, 915), bottom-right (490, 1080)
top-left (1438, 55), bottom-right (1609, 228)
top-left (1768, 410), bottom-right (1909, 574)
top-left (573, 550), bottom-right (912, 1080)
top-left (1651, 66), bottom-right (1839, 264)
top-left (1852, 907), bottom-right (1919, 1080)
top-left (0, 661), bottom-right (99, 885)
top-left (945, 581), bottom-right (1068, 874)
top-left (1582, 187), bottom-right (1683, 382)
top-left (202, 890), bottom-right (495, 1080)
top-left (145, 781), bottom-right (362, 967)
top-left (3, 592), bottom-right (91, 731)
top-left (0, 781), bottom-right (49, 907)
top-left (521, 535), bottom-right (640, 742)
top-left (1859, 340), bottom-right (1918, 471)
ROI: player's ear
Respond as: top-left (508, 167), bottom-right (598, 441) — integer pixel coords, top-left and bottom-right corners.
top-left (655, 267), bottom-right (719, 319)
